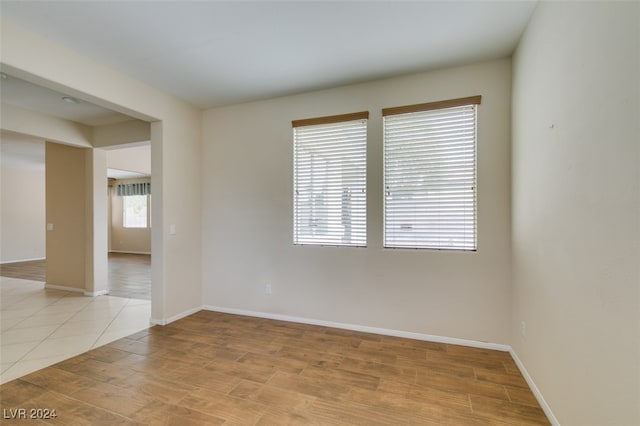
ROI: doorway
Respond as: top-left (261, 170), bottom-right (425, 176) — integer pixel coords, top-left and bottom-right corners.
top-left (106, 143), bottom-right (152, 300)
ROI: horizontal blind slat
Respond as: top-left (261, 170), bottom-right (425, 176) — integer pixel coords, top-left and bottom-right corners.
top-left (384, 103), bottom-right (477, 250)
top-left (294, 117), bottom-right (367, 247)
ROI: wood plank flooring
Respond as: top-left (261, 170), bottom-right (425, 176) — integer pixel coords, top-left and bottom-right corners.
top-left (0, 259), bottom-right (46, 282)
top-left (107, 253), bottom-right (151, 300)
top-left (0, 253), bottom-right (151, 300)
top-left (0, 311), bottom-right (550, 425)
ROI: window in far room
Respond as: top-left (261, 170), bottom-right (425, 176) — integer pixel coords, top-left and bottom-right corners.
top-left (123, 195), bottom-right (149, 228)
top-left (117, 181), bottom-right (151, 229)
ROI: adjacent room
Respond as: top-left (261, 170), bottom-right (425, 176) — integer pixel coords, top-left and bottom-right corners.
top-left (0, 133), bottom-right (152, 299)
top-left (0, 86), bottom-right (153, 383)
top-left (0, 1), bottom-right (637, 425)
top-left (106, 144), bottom-right (152, 300)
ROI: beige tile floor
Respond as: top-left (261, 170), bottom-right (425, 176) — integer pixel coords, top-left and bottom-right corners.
top-left (0, 276), bottom-right (151, 384)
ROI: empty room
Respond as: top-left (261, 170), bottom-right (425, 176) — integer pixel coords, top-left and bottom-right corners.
top-left (0, 1), bottom-right (638, 425)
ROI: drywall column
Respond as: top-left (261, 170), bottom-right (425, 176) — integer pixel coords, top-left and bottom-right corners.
top-left (85, 147), bottom-right (108, 296)
top-left (150, 121), bottom-right (164, 322)
top-left (46, 143), bottom-right (109, 295)
top-left (45, 142), bottom-right (86, 291)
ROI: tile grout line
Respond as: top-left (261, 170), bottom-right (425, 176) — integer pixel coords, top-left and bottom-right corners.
top-left (6, 292), bottom-right (100, 369)
top-left (1, 296), bottom-right (150, 384)
top-left (87, 296), bottom-right (153, 350)
top-left (1, 281), bottom-right (73, 332)
top-left (2, 291), bottom-right (128, 378)
top-left (1, 259), bottom-right (152, 383)
top-left (1, 282), bottom-right (80, 371)
top-left (89, 297), bottom-right (132, 350)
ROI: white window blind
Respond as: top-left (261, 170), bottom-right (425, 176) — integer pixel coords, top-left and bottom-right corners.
top-left (383, 96), bottom-right (480, 250)
top-left (293, 112), bottom-right (368, 247)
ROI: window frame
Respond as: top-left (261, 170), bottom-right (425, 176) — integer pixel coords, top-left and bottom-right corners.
top-left (292, 111), bottom-right (369, 247)
top-left (382, 96), bottom-right (481, 251)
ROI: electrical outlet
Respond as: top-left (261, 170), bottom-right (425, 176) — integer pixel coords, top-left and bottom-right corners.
top-left (521, 321), bottom-right (527, 338)
top-left (265, 284), bottom-right (272, 295)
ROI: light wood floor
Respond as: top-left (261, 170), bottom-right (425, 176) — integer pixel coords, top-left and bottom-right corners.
top-left (0, 259), bottom-right (46, 282)
top-left (0, 253), bottom-right (151, 300)
top-left (0, 310), bottom-right (550, 425)
top-left (107, 253), bottom-right (151, 300)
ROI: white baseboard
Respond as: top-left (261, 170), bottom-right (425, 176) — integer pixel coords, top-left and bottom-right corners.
top-left (45, 284), bottom-right (110, 297)
top-left (45, 284), bottom-right (85, 293)
top-left (150, 305), bottom-right (202, 326)
top-left (84, 289), bottom-right (109, 297)
top-left (510, 349), bottom-right (560, 425)
top-left (0, 257), bottom-right (46, 264)
top-left (109, 250), bottom-right (151, 255)
top-left (202, 305), bottom-right (511, 352)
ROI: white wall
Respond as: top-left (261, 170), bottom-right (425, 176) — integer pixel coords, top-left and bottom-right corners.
top-left (512, 2), bottom-right (639, 425)
top-left (0, 136), bottom-right (45, 263)
top-left (202, 59), bottom-right (512, 344)
top-left (85, 147), bottom-right (108, 296)
top-left (106, 145), bottom-right (151, 175)
top-left (93, 120), bottom-right (150, 148)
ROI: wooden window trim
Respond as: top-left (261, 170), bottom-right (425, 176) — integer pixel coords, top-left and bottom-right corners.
top-left (292, 111), bottom-right (369, 128)
top-left (382, 96), bottom-right (481, 117)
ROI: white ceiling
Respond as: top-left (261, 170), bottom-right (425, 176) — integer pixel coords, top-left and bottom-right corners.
top-left (0, 1), bottom-right (537, 110)
top-left (0, 75), bottom-right (135, 126)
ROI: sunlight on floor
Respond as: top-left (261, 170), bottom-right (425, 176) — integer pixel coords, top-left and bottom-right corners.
top-left (0, 277), bottom-right (150, 384)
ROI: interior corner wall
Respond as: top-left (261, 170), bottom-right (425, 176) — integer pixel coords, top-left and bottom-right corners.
top-left (0, 147), bottom-right (45, 263)
top-left (511, 2), bottom-right (639, 425)
top-left (202, 58), bottom-right (512, 344)
top-left (45, 142), bottom-right (86, 290)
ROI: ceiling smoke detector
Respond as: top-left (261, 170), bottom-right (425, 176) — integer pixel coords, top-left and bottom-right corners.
top-left (62, 96), bottom-right (80, 104)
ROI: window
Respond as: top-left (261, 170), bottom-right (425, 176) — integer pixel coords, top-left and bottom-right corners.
top-left (117, 181), bottom-right (151, 229)
top-left (293, 112), bottom-right (368, 246)
top-left (383, 96), bottom-right (481, 250)
top-left (123, 195), bottom-right (149, 228)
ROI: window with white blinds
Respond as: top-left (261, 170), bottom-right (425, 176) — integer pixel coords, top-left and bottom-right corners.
top-left (293, 112), bottom-right (368, 247)
top-left (383, 96), bottom-right (481, 250)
